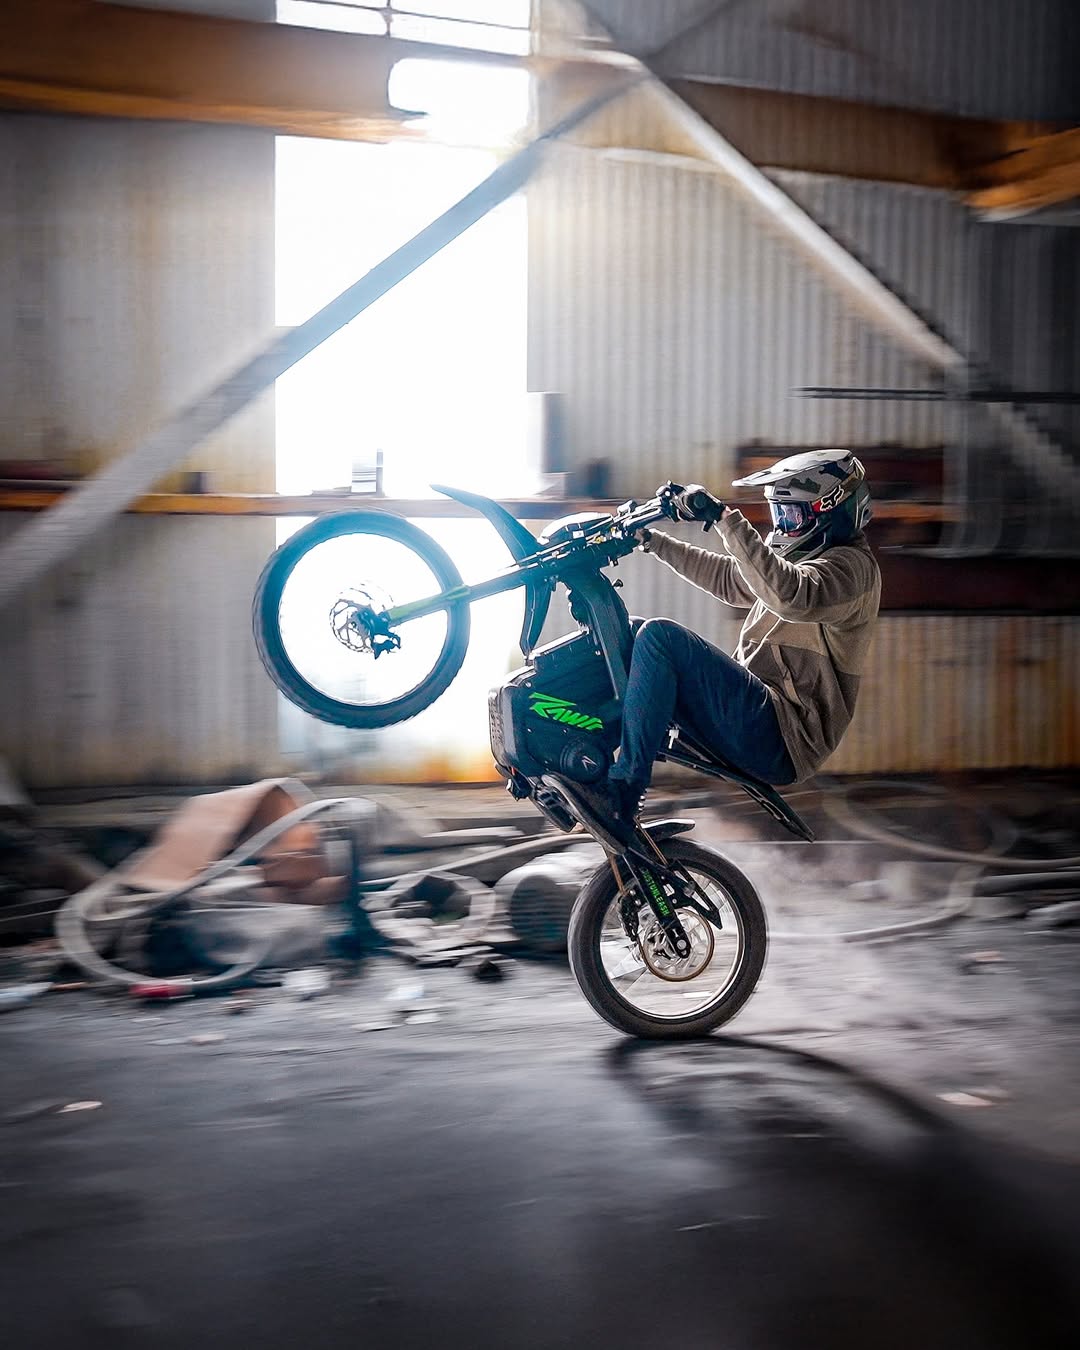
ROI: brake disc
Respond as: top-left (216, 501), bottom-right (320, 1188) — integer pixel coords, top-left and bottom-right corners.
top-left (638, 908), bottom-right (715, 981)
top-left (329, 585), bottom-right (395, 654)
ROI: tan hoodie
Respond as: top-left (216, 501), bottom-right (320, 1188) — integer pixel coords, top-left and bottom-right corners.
top-left (644, 509), bottom-right (880, 781)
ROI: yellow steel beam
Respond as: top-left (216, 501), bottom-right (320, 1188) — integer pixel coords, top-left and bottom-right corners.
top-left (0, 0), bottom-right (430, 140)
top-left (967, 126), bottom-right (1080, 215)
top-left (977, 126), bottom-right (1080, 182)
top-left (540, 62), bottom-right (1029, 191)
top-left (0, 488), bottom-right (954, 523)
top-left (1, 0), bottom-right (1057, 191)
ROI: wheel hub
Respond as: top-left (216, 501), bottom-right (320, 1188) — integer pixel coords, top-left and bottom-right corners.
top-left (330, 586), bottom-right (398, 656)
top-left (638, 907), bottom-right (714, 981)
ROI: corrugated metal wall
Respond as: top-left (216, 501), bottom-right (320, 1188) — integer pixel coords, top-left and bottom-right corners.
top-left (528, 146), bottom-right (960, 494)
top-left (2, 92), bottom-right (1076, 784)
top-left (0, 114), bottom-right (275, 491)
top-left (574, 0), bottom-right (1080, 120)
top-left (0, 515), bottom-right (281, 786)
top-left (527, 143), bottom-right (1080, 769)
top-left (834, 614), bottom-right (1080, 773)
top-left (772, 171), bottom-right (1080, 458)
top-left (0, 113), bottom-right (279, 787)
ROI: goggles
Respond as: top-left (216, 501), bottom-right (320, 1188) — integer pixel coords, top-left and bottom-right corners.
top-left (768, 500), bottom-right (815, 535)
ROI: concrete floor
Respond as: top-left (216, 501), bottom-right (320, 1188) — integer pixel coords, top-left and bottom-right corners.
top-left (4, 780), bottom-right (1080, 1348)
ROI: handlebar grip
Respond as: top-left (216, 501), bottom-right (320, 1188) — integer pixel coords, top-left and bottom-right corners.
top-left (688, 489), bottom-right (724, 521)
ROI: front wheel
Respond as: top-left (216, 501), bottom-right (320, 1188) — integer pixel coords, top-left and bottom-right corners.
top-left (253, 511), bottom-right (471, 729)
top-left (567, 838), bottom-right (767, 1039)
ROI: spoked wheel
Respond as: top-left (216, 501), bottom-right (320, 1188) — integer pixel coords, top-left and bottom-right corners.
top-left (567, 838), bottom-right (767, 1039)
top-left (253, 511), bottom-right (470, 729)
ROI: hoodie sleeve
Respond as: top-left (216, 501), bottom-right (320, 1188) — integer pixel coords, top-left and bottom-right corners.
top-left (642, 529), bottom-right (756, 608)
top-left (716, 509), bottom-right (873, 623)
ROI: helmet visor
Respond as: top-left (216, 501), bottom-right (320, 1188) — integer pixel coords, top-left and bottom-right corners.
top-left (769, 500), bottom-right (814, 535)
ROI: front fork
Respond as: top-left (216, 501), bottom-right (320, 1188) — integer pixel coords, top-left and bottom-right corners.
top-left (615, 852), bottom-right (688, 959)
top-left (616, 846), bottom-right (725, 960)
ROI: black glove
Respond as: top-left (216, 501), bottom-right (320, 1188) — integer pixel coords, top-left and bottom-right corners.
top-left (674, 485), bottom-right (725, 524)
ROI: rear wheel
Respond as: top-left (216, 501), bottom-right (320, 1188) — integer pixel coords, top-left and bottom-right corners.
top-left (253, 511), bottom-right (471, 729)
top-left (567, 838), bottom-right (767, 1039)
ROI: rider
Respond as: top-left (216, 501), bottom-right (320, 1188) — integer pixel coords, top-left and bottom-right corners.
top-left (602, 450), bottom-right (880, 837)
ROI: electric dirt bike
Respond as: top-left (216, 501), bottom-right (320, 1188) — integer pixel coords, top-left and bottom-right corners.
top-left (253, 483), bottom-right (814, 1038)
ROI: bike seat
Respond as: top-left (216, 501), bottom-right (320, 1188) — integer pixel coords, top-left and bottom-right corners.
top-left (664, 727), bottom-right (815, 842)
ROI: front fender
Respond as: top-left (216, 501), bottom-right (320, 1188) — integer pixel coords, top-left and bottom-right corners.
top-left (643, 819), bottom-right (695, 842)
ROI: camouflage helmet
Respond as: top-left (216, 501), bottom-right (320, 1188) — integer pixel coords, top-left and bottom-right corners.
top-left (732, 449), bottom-right (872, 561)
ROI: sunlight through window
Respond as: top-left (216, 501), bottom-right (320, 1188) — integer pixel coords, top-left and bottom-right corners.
top-left (274, 56), bottom-right (533, 777)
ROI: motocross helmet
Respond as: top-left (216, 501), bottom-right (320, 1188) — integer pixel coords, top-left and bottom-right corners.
top-left (731, 450), bottom-right (872, 562)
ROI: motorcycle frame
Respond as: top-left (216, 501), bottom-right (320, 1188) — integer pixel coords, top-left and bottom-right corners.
top-left (375, 486), bottom-right (814, 846)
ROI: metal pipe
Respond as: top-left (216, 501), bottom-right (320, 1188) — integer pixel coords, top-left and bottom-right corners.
top-left (800, 387), bottom-right (1080, 404)
top-left (0, 76), bottom-right (641, 612)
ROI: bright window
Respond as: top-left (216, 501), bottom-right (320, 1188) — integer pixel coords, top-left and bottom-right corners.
top-left (273, 57), bottom-right (534, 777)
top-left (277, 0), bottom-right (531, 54)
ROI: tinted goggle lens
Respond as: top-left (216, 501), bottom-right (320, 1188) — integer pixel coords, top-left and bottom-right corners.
top-left (770, 501), bottom-right (813, 534)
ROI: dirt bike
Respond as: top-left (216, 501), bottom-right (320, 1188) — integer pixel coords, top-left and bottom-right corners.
top-left (253, 482), bottom-right (814, 1039)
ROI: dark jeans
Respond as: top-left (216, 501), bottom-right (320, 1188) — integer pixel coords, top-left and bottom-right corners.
top-left (609, 618), bottom-right (796, 792)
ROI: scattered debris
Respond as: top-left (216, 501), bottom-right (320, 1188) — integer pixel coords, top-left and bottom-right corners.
top-left (189, 1032), bottom-right (226, 1046)
top-left (1026, 900), bottom-right (1080, 929)
top-left (404, 1010), bottom-right (441, 1026)
top-left (130, 981), bottom-right (194, 1002)
top-left (367, 871), bottom-right (496, 956)
top-left (959, 950), bottom-right (1006, 974)
top-left (0, 981), bottom-right (52, 1012)
top-left (969, 892), bottom-right (1030, 920)
top-left (226, 997), bottom-right (254, 1014)
top-left (463, 953), bottom-right (509, 983)
top-left (59, 1100), bottom-right (102, 1113)
top-left (938, 1091), bottom-right (997, 1108)
top-left (369, 794), bottom-right (522, 854)
top-left (357, 1019), bottom-right (399, 1033)
top-left (495, 845), bottom-right (602, 954)
top-left (413, 949), bottom-right (472, 969)
top-left (284, 967), bottom-right (331, 1000)
top-left (385, 979), bottom-right (426, 1011)
top-left (967, 1085), bottom-right (1011, 1102)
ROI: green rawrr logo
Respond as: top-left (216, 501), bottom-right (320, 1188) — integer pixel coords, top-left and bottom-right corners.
top-left (528, 692), bottom-right (604, 732)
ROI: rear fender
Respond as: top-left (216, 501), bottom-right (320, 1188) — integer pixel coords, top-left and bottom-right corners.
top-left (432, 484), bottom-right (552, 655)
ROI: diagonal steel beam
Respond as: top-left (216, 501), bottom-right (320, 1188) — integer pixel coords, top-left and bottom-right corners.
top-left (572, 0), bottom-right (1080, 528)
top-left (0, 75), bottom-right (640, 612)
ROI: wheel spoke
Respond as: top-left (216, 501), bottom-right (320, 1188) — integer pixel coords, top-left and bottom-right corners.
top-left (276, 532), bottom-right (448, 710)
top-left (599, 867), bottom-right (744, 1022)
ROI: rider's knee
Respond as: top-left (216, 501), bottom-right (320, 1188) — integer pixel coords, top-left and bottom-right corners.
top-left (635, 616), bottom-right (685, 656)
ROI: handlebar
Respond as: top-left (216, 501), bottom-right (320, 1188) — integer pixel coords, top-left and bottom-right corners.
top-left (612, 482), bottom-right (724, 537)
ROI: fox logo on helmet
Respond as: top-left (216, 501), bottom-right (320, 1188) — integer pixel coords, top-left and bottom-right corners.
top-left (815, 482), bottom-right (847, 512)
